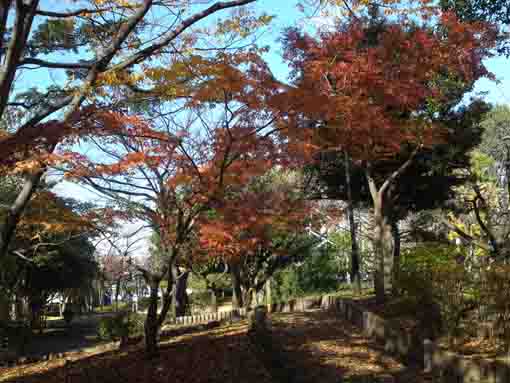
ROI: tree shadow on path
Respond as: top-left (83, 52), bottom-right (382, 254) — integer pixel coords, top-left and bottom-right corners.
top-left (268, 310), bottom-right (430, 383)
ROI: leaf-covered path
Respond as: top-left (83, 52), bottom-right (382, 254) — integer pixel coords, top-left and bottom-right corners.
top-left (1, 311), bottom-right (431, 383)
top-left (0, 322), bottom-right (272, 383)
top-left (269, 310), bottom-right (429, 383)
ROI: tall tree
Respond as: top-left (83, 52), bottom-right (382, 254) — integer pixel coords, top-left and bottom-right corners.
top-left (309, 100), bottom-right (489, 288)
top-left (281, 7), bottom-right (496, 303)
top-left (61, 52), bottom-right (283, 354)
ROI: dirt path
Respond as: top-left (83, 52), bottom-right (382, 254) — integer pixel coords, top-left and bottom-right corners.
top-left (270, 310), bottom-right (429, 383)
top-left (23, 313), bottom-right (114, 358)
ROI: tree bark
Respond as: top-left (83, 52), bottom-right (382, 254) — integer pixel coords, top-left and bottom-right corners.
top-left (243, 288), bottom-right (254, 310)
top-left (0, 171), bottom-right (44, 260)
top-left (0, 291), bottom-right (10, 321)
top-left (144, 280), bottom-right (160, 357)
top-left (391, 218), bottom-right (401, 296)
top-left (366, 149), bottom-right (418, 304)
top-left (265, 279), bottom-right (272, 306)
top-left (210, 288), bottom-right (218, 313)
top-left (172, 267), bottom-right (189, 317)
top-left (0, 0), bottom-right (39, 119)
top-left (230, 262), bottom-right (243, 309)
top-left (115, 278), bottom-right (121, 311)
top-left (370, 188), bottom-right (394, 305)
top-left (345, 151), bottom-right (361, 295)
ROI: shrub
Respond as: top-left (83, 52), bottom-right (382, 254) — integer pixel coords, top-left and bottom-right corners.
top-left (396, 245), bottom-right (473, 342)
top-left (97, 312), bottom-right (144, 347)
top-left (479, 265), bottom-right (510, 350)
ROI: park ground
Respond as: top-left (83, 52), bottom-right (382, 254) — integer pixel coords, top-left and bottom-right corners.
top-left (0, 310), bottom-right (430, 383)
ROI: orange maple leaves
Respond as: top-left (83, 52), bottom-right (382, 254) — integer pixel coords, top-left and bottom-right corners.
top-left (281, 11), bottom-right (497, 161)
top-left (197, 177), bottom-right (312, 260)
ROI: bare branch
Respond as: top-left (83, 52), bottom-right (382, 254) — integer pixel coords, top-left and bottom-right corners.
top-left (20, 57), bottom-right (92, 69)
top-left (109, 0), bottom-right (257, 72)
top-left (36, 7), bottom-right (112, 18)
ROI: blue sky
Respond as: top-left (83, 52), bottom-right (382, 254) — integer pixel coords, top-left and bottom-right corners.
top-left (21, 1), bottom-right (510, 105)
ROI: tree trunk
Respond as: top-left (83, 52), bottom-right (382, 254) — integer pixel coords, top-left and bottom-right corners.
top-left (230, 262), bottom-right (243, 309)
top-left (265, 279), bottom-right (272, 306)
top-left (345, 151), bottom-right (361, 295)
top-left (391, 218), bottom-right (401, 296)
top-left (372, 195), bottom-right (393, 305)
top-left (144, 281), bottom-right (160, 357)
top-left (172, 268), bottom-right (189, 317)
top-left (210, 289), bottom-right (218, 313)
top-left (14, 295), bottom-right (25, 320)
top-left (244, 288), bottom-right (253, 310)
top-left (28, 295), bottom-right (44, 332)
top-left (0, 291), bottom-right (10, 321)
top-left (0, 171), bottom-right (44, 260)
top-left (115, 278), bottom-right (121, 311)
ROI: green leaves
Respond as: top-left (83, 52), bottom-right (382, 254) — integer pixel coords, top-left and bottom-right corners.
top-left (30, 19), bottom-right (78, 56)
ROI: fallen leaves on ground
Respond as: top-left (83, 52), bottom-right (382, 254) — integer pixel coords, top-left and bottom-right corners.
top-left (0, 322), bottom-right (273, 383)
top-left (270, 310), bottom-right (430, 383)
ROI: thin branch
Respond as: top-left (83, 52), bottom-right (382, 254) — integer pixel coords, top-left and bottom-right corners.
top-left (20, 57), bottom-right (92, 69)
top-left (109, 0), bottom-right (257, 72)
top-left (36, 7), bottom-right (112, 18)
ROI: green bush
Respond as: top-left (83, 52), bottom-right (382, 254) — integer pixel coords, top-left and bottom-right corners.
top-left (396, 245), bottom-right (474, 342)
top-left (272, 246), bottom-right (341, 303)
top-left (97, 312), bottom-right (144, 345)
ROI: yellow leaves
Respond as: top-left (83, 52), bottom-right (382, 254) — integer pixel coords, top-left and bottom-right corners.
top-left (12, 191), bottom-right (92, 243)
top-left (93, 0), bottom-right (136, 7)
top-left (167, 172), bottom-right (193, 187)
top-left (11, 159), bottom-right (42, 175)
top-left (97, 70), bottom-right (144, 87)
top-left (215, 10), bottom-right (274, 39)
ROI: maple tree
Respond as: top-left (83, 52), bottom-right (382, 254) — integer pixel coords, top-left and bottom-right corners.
top-left (60, 50), bottom-right (284, 354)
top-left (308, 99), bottom-right (490, 293)
top-left (0, 0), bottom-right (265, 273)
top-left (280, 5), bottom-right (497, 303)
top-left (196, 169), bottom-right (319, 308)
